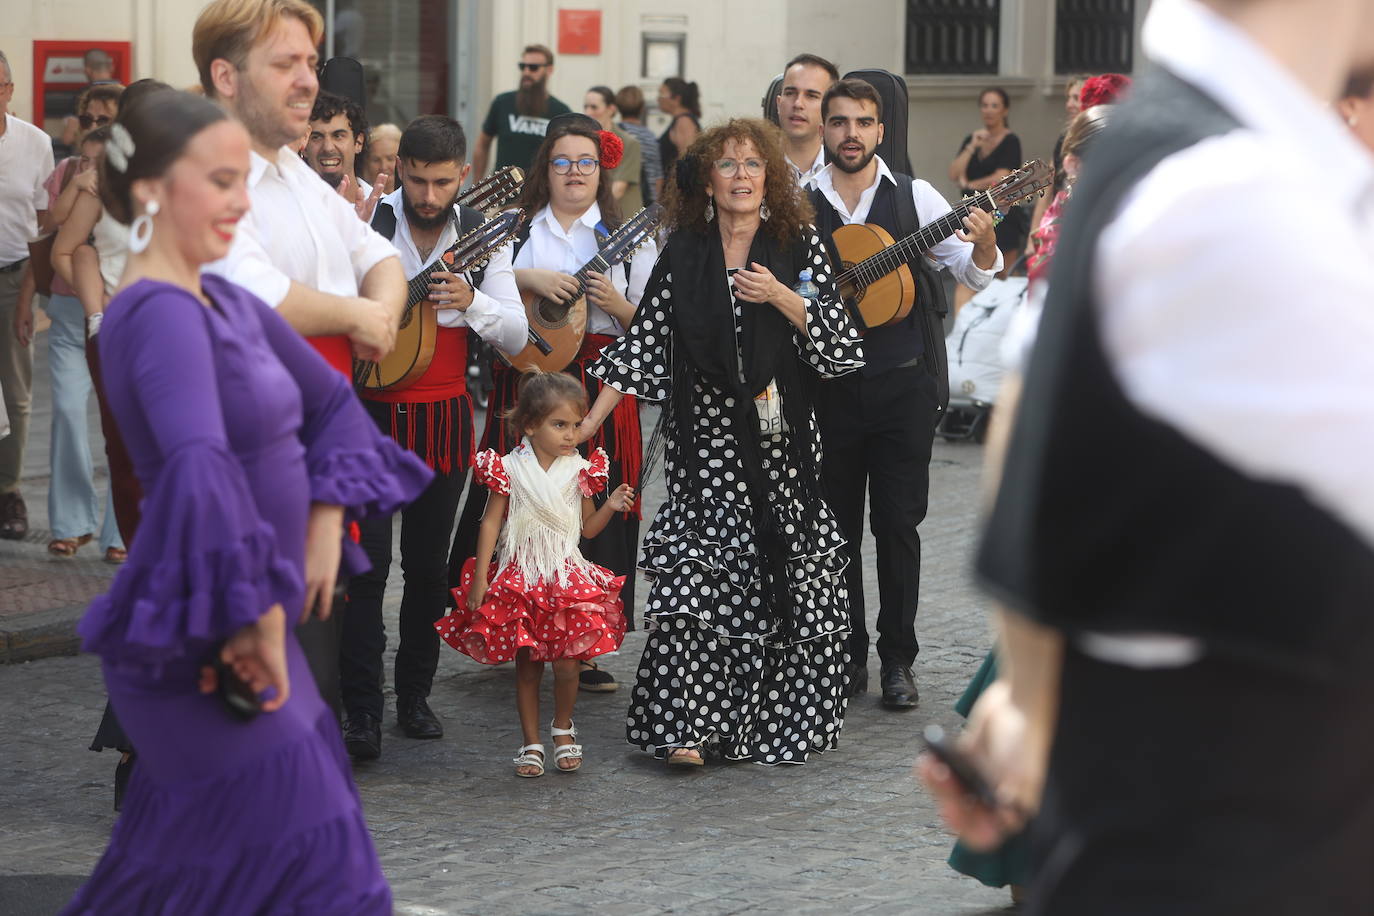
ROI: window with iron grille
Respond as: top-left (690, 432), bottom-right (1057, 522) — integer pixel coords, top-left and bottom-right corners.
top-left (1055, 0), bottom-right (1135, 74)
top-left (905, 0), bottom-right (1001, 76)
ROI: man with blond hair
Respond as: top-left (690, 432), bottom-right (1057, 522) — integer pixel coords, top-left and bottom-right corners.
top-left (194, 0), bottom-right (408, 712)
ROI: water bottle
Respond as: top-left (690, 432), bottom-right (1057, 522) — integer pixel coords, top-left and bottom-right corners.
top-left (794, 268), bottom-right (819, 301)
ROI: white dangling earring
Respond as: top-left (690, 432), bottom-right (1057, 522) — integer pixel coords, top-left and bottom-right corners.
top-left (129, 200), bottom-right (159, 255)
top-left (704, 197), bottom-right (715, 222)
top-left (759, 200), bottom-right (771, 221)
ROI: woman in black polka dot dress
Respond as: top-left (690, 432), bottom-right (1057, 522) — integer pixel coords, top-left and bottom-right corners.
top-left (580, 118), bottom-right (864, 766)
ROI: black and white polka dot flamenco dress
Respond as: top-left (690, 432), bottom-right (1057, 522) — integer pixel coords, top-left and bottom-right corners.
top-left (589, 232), bottom-right (865, 765)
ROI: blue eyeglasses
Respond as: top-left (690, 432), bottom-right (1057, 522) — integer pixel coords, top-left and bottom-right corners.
top-left (550, 156), bottom-right (600, 175)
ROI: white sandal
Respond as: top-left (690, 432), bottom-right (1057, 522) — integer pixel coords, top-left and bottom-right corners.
top-left (512, 743), bottom-right (545, 778)
top-left (550, 720), bottom-right (583, 772)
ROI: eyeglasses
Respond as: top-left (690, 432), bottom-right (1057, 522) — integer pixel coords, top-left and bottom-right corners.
top-left (713, 157), bottom-right (766, 178)
top-left (550, 156), bottom-right (599, 175)
top-left (517, 62), bottom-right (547, 72)
top-left (78, 114), bottom-right (113, 129)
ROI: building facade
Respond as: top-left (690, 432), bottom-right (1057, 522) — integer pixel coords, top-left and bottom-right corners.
top-left (5, 1), bottom-right (1149, 200)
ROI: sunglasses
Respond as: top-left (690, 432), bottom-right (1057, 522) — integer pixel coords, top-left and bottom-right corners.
top-left (78, 114), bottom-right (113, 129)
top-left (517, 62), bottom-right (547, 72)
top-left (551, 156), bottom-right (600, 175)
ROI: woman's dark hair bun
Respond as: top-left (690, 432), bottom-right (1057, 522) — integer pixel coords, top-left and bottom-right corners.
top-left (101, 90), bottom-right (228, 225)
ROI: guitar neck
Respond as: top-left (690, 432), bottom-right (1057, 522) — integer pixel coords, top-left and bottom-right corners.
top-left (839, 192), bottom-right (994, 285)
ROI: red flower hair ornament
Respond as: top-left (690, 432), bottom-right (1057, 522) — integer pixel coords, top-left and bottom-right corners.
top-left (597, 130), bottom-right (624, 170)
top-left (1080, 73), bottom-right (1132, 108)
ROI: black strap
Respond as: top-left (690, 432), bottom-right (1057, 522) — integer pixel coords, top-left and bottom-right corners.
top-left (370, 198), bottom-right (398, 240)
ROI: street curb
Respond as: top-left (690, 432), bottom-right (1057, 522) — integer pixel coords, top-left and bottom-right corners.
top-left (0, 604), bottom-right (84, 665)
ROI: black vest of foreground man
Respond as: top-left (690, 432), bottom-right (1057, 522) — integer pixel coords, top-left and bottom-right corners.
top-left (978, 69), bottom-right (1374, 915)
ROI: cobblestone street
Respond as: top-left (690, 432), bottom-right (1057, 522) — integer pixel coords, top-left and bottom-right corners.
top-left (1, 333), bottom-right (1011, 914)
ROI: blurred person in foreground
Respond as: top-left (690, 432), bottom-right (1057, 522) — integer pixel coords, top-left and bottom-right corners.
top-left (923, 1), bottom-right (1374, 913)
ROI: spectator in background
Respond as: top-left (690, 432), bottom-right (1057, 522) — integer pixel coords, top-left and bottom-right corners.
top-left (58, 50), bottom-right (121, 154)
top-left (776, 53), bottom-right (838, 185)
top-left (304, 90), bottom-right (383, 219)
top-left (615, 85), bottom-right (662, 204)
top-left (949, 87), bottom-right (1025, 314)
top-left (0, 47), bottom-right (56, 541)
top-left (30, 83), bottom-right (126, 562)
top-left (584, 85), bottom-right (643, 214)
top-left (472, 44), bottom-right (571, 180)
top-left (656, 77), bottom-right (701, 174)
top-left (1029, 75), bottom-right (1088, 246)
top-left (363, 122), bottom-right (400, 194)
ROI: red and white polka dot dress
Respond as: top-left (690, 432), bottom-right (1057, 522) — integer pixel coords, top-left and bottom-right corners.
top-left (436, 444), bottom-right (626, 664)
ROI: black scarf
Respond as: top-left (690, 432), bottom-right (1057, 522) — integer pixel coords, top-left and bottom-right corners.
top-left (663, 227), bottom-right (821, 642)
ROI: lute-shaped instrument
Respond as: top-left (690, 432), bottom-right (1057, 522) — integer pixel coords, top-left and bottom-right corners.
top-left (499, 203), bottom-right (665, 373)
top-left (354, 208), bottom-right (527, 391)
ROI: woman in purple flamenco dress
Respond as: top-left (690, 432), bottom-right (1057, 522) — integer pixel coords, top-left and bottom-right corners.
top-left (61, 91), bottom-right (431, 914)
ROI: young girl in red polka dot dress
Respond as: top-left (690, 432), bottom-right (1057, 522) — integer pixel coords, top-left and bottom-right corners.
top-left (436, 371), bottom-right (632, 777)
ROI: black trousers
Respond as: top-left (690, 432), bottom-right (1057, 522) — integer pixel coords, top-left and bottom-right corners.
top-left (815, 364), bottom-right (937, 669)
top-left (340, 400), bottom-right (468, 720)
top-left (1029, 647), bottom-right (1374, 915)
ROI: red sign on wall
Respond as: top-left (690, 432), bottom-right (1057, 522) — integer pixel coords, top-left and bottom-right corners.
top-left (32, 41), bottom-right (133, 138)
top-left (558, 10), bottom-right (602, 56)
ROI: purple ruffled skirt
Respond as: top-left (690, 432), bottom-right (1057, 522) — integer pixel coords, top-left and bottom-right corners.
top-left (61, 636), bottom-right (391, 915)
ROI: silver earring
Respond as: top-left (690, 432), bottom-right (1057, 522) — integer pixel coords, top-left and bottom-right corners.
top-left (129, 200), bottom-right (160, 254)
top-left (704, 198), bottom-right (715, 222)
top-left (759, 201), bottom-right (771, 221)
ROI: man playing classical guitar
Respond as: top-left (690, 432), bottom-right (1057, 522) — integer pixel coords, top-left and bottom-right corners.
top-left (341, 116), bottom-right (527, 760)
top-left (808, 78), bottom-right (999, 709)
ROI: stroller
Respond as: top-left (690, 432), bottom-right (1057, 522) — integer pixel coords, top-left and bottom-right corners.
top-left (938, 270), bottom-right (1028, 443)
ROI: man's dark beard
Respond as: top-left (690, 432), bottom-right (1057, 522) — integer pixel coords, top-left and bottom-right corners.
top-left (316, 170), bottom-right (344, 189)
top-left (402, 185), bottom-right (462, 231)
top-left (828, 141), bottom-right (877, 175)
top-left (516, 76), bottom-right (549, 117)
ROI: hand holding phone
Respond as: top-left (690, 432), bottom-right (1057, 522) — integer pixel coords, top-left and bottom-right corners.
top-left (921, 724), bottom-right (1000, 809)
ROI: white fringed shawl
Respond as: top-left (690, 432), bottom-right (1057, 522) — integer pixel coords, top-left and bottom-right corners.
top-left (496, 441), bottom-right (610, 589)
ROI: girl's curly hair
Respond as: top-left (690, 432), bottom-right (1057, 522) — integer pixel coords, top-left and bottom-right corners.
top-left (662, 117), bottom-right (813, 244)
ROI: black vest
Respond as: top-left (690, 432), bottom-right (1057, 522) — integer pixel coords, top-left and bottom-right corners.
top-left (813, 178), bottom-right (924, 377)
top-left (370, 200), bottom-right (488, 289)
top-left (977, 71), bottom-right (1374, 681)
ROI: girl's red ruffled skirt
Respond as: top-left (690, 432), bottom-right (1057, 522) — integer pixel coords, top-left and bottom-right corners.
top-left (437, 557), bottom-right (626, 664)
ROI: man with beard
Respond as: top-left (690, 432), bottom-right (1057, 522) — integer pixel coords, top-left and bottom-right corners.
top-left (341, 115), bottom-right (526, 759)
top-left (925, 1), bottom-right (1374, 912)
top-left (776, 53), bottom-right (838, 185)
top-left (471, 44), bottom-right (570, 180)
top-left (807, 78), bottom-right (999, 709)
top-left (194, 0), bottom-right (406, 710)
top-left (303, 89), bottom-right (383, 217)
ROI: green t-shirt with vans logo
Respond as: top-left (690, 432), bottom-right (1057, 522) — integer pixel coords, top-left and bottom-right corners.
top-left (481, 91), bottom-right (572, 171)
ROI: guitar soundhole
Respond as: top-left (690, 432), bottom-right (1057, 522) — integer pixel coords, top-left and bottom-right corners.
top-left (534, 299), bottom-right (572, 329)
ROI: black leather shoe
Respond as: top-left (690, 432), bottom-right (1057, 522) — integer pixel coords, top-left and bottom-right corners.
top-left (343, 711), bottom-right (382, 760)
top-left (397, 696), bottom-right (443, 739)
top-left (880, 665), bottom-right (919, 709)
top-left (842, 662), bottom-right (868, 698)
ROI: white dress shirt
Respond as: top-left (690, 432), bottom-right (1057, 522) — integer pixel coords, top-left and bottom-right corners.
top-left (374, 189), bottom-right (527, 355)
top-left (511, 203), bottom-right (656, 337)
top-left (0, 114), bottom-right (55, 264)
top-left (789, 143), bottom-right (827, 187)
top-left (808, 157), bottom-right (1002, 291)
top-left (204, 146), bottom-right (397, 306)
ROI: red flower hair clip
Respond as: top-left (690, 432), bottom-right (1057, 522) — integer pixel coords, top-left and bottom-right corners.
top-left (597, 129), bottom-right (624, 170)
top-left (1080, 73), bottom-right (1132, 109)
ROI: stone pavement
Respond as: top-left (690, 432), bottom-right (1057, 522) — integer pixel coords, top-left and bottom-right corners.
top-left (0, 326), bottom-right (1013, 915)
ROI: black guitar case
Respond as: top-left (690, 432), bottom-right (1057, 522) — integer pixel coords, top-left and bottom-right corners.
top-left (761, 73), bottom-right (784, 126)
top-left (842, 68), bottom-right (912, 175)
top-left (318, 57), bottom-right (366, 108)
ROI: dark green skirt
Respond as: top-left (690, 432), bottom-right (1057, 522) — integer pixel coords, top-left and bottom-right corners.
top-left (946, 651), bottom-right (1032, 889)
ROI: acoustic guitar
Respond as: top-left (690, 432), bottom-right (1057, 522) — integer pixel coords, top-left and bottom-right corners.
top-left (831, 160), bottom-right (1052, 331)
top-left (457, 165), bottom-right (524, 213)
top-left (498, 203), bottom-right (665, 373)
top-left (354, 208), bottom-right (526, 392)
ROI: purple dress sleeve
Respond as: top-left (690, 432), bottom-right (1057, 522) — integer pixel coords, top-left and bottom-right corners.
top-left (78, 289), bottom-right (304, 664)
top-left (239, 281), bottom-right (433, 520)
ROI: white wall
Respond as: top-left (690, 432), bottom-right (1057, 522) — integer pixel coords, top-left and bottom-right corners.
top-left (2, 0), bottom-right (204, 123)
